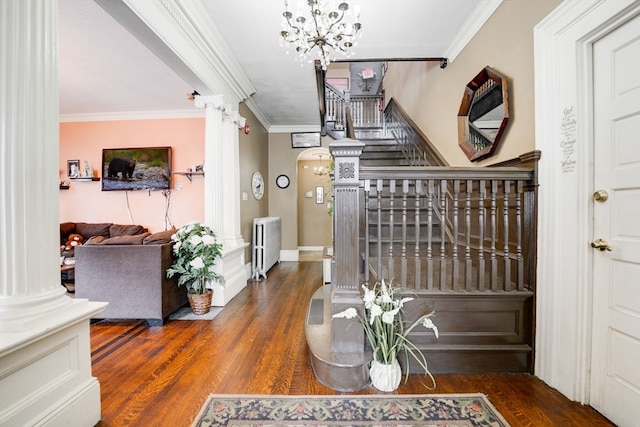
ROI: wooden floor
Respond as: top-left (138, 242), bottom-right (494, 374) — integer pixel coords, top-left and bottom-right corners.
top-left (90, 257), bottom-right (614, 426)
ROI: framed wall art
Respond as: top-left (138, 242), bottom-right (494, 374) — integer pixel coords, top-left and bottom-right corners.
top-left (67, 159), bottom-right (80, 178)
top-left (291, 132), bottom-right (321, 148)
top-left (316, 186), bottom-right (324, 204)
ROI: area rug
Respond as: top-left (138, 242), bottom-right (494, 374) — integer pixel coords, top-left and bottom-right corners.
top-left (192, 394), bottom-right (510, 427)
top-left (169, 306), bottom-right (223, 320)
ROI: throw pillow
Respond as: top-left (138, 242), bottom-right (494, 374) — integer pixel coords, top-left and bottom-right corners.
top-left (84, 236), bottom-right (106, 245)
top-left (109, 224), bottom-right (147, 237)
top-left (75, 222), bottom-right (112, 241)
top-left (101, 232), bottom-right (151, 245)
top-left (142, 228), bottom-right (176, 245)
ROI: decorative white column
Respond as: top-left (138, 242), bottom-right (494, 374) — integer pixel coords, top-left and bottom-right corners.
top-left (221, 108), bottom-right (247, 248)
top-left (0, 1), bottom-right (107, 425)
top-left (194, 96), bottom-right (249, 306)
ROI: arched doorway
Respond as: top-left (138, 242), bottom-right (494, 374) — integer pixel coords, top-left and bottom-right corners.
top-left (296, 147), bottom-right (332, 253)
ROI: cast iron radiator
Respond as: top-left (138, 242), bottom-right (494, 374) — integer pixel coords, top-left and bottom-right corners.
top-left (251, 216), bottom-right (281, 280)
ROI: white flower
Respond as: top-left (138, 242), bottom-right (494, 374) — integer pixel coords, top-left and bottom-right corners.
top-left (332, 307), bottom-right (358, 319)
top-left (189, 234), bottom-right (202, 246)
top-left (173, 241), bottom-right (182, 252)
top-left (422, 317), bottom-right (439, 338)
top-left (381, 307), bottom-right (400, 324)
top-left (369, 303), bottom-right (383, 324)
top-left (189, 257), bottom-right (204, 269)
top-left (185, 224), bottom-right (195, 233)
top-left (399, 297), bottom-right (413, 308)
top-left (202, 234), bottom-right (216, 245)
top-left (380, 291), bottom-right (393, 304)
top-left (171, 233), bottom-right (177, 241)
top-left (362, 285), bottom-right (376, 308)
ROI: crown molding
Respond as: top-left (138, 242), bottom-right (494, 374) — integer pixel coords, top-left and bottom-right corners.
top-left (444, 0), bottom-right (503, 63)
top-left (268, 125), bottom-right (321, 134)
top-left (242, 97), bottom-right (272, 131)
top-left (59, 109), bottom-right (205, 123)
top-left (117, 0), bottom-right (255, 104)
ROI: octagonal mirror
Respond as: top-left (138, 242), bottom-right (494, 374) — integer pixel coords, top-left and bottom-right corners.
top-left (457, 66), bottom-right (509, 162)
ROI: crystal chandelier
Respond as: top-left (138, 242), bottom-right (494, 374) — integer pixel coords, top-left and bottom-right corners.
top-left (280, 0), bottom-right (362, 70)
top-left (314, 154), bottom-right (329, 176)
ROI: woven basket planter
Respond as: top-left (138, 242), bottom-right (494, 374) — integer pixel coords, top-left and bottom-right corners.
top-left (187, 290), bottom-right (213, 315)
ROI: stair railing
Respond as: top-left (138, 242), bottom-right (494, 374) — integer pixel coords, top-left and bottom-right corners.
top-left (384, 98), bottom-right (447, 167)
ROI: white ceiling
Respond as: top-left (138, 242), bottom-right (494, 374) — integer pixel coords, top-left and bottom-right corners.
top-left (58, 0), bottom-right (500, 129)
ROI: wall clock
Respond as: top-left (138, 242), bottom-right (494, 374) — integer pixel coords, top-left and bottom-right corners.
top-left (276, 174), bottom-right (290, 189)
top-left (251, 171), bottom-right (264, 200)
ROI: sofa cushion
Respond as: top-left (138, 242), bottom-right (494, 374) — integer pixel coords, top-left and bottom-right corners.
top-left (75, 222), bottom-right (112, 240)
top-left (84, 236), bottom-right (107, 245)
top-left (101, 232), bottom-right (151, 245)
top-left (109, 224), bottom-right (147, 237)
top-left (143, 228), bottom-right (176, 245)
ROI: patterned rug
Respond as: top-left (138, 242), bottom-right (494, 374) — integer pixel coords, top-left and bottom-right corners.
top-left (192, 394), bottom-right (510, 427)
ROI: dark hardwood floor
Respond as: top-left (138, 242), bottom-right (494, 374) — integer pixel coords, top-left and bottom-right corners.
top-left (90, 258), bottom-right (614, 426)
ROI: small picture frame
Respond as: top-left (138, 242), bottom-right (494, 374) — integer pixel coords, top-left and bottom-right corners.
top-left (67, 159), bottom-right (80, 178)
top-left (316, 186), bottom-right (324, 204)
top-left (291, 132), bottom-right (321, 148)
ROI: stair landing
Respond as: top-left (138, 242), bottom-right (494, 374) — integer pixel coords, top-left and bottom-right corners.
top-left (305, 285), bottom-right (372, 392)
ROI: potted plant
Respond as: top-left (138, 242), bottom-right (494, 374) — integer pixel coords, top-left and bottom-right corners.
top-left (333, 279), bottom-right (439, 392)
top-left (166, 222), bottom-right (224, 314)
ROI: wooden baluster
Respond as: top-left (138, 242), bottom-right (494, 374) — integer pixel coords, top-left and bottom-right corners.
top-left (439, 179), bottom-right (448, 292)
top-left (490, 180), bottom-right (498, 291)
top-left (516, 180), bottom-right (524, 291)
top-left (452, 180), bottom-right (460, 291)
top-left (503, 180), bottom-right (511, 291)
top-left (376, 179), bottom-right (383, 281)
top-left (426, 180), bottom-right (434, 291)
top-left (478, 180), bottom-right (486, 291)
top-left (364, 179), bottom-right (371, 286)
top-left (465, 180), bottom-right (473, 291)
top-left (388, 179), bottom-right (396, 282)
top-left (401, 180), bottom-right (408, 287)
top-left (414, 179), bottom-right (422, 290)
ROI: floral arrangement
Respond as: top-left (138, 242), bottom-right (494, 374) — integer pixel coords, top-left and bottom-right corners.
top-left (333, 279), bottom-right (438, 385)
top-left (166, 222), bottom-right (224, 294)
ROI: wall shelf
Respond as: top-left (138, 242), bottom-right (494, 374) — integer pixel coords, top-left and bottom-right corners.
top-left (70, 177), bottom-right (100, 182)
top-left (173, 171), bottom-right (204, 182)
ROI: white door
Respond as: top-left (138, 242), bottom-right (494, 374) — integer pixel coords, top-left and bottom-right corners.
top-left (590, 13), bottom-right (640, 427)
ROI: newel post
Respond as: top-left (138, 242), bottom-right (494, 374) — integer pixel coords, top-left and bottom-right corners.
top-left (330, 139), bottom-right (365, 353)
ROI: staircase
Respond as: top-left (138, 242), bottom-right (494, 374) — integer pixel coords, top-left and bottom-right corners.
top-left (306, 63), bottom-right (537, 391)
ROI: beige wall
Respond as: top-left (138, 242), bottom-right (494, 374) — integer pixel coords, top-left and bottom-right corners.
top-left (297, 158), bottom-right (332, 248)
top-left (383, 0), bottom-right (561, 166)
top-left (268, 133), bottom-right (333, 251)
top-left (239, 103), bottom-right (269, 260)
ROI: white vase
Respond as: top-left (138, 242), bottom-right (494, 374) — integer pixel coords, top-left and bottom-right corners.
top-left (369, 359), bottom-right (402, 392)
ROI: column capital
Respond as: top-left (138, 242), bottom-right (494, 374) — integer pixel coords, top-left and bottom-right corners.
top-left (330, 139), bottom-right (365, 185)
top-left (193, 95), bottom-right (224, 109)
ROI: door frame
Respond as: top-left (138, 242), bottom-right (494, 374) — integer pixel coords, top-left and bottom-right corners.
top-left (534, 0), bottom-right (640, 403)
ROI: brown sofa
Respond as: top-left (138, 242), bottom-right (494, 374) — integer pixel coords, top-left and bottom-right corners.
top-left (61, 222), bottom-right (187, 325)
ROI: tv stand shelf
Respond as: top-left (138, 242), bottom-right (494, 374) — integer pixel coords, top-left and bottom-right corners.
top-left (174, 171), bottom-right (204, 182)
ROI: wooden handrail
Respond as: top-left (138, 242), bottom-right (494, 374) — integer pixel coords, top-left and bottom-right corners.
top-left (384, 98), bottom-right (448, 166)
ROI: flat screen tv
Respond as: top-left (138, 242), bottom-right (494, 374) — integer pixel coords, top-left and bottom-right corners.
top-left (101, 147), bottom-right (171, 191)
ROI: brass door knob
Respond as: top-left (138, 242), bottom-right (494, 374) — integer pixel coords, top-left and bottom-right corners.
top-left (591, 239), bottom-right (612, 251)
top-left (593, 190), bottom-right (608, 202)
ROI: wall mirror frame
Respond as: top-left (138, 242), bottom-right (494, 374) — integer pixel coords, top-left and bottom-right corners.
top-left (457, 66), bottom-right (509, 162)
